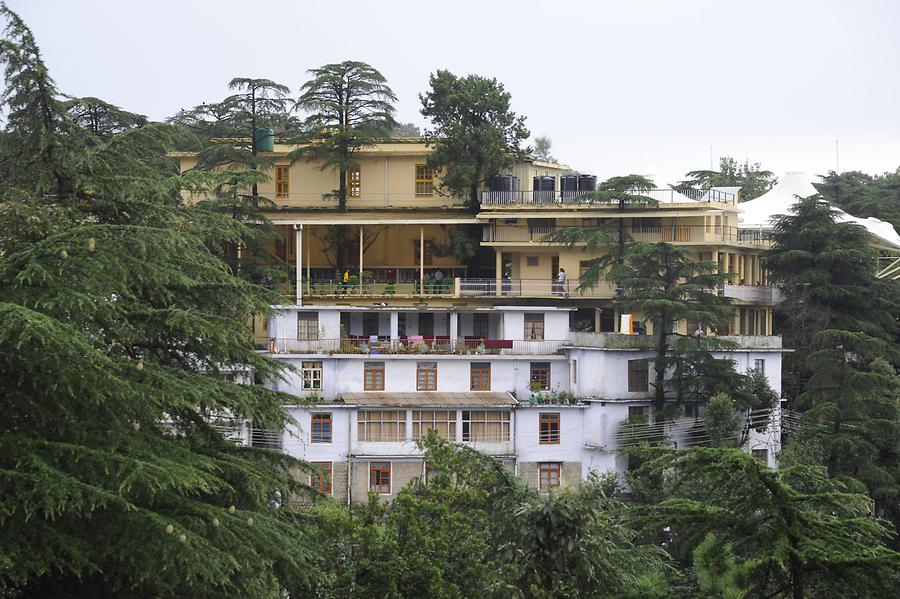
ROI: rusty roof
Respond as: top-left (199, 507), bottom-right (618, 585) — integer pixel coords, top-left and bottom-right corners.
top-left (339, 392), bottom-right (517, 407)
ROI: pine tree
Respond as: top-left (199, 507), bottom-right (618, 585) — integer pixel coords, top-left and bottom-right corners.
top-left (292, 61), bottom-right (397, 212)
top-left (0, 6), bottom-right (316, 595)
top-left (609, 242), bottom-right (735, 412)
top-left (420, 70), bottom-right (530, 209)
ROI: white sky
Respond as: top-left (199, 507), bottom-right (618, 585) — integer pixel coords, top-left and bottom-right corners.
top-left (8, 0), bottom-right (900, 185)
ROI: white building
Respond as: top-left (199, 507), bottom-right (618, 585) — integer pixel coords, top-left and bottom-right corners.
top-left (259, 305), bottom-right (783, 503)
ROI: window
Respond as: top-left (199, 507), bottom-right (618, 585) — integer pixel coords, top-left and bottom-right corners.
top-left (275, 165), bottom-right (289, 198)
top-left (416, 361), bottom-right (437, 391)
top-left (349, 168), bottom-right (361, 198)
top-left (358, 410), bottom-right (405, 442)
top-left (472, 313), bottom-right (489, 338)
top-left (526, 256), bottom-right (539, 267)
top-left (302, 361), bottom-right (323, 391)
top-left (751, 449), bottom-right (769, 462)
top-left (369, 461), bottom-right (391, 494)
top-left (364, 361), bottom-right (385, 391)
top-left (539, 463), bottom-right (561, 490)
top-left (363, 313), bottom-right (379, 337)
top-left (310, 462), bottom-right (332, 495)
top-left (310, 412), bottom-right (332, 443)
top-left (539, 412), bottom-right (561, 444)
top-left (470, 362), bottom-right (491, 391)
top-left (412, 410), bottom-right (456, 439)
top-left (530, 362), bottom-right (551, 391)
top-left (628, 405), bottom-right (650, 424)
top-left (754, 359), bottom-right (765, 375)
top-left (627, 359), bottom-right (649, 392)
top-left (297, 312), bottom-right (319, 339)
top-left (572, 359), bottom-right (577, 384)
top-left (462, 410), bottom-right (510, 442)
top-left (413, 240), bottom-right (434, 265)
top-left (524, 313), bottom-right (545, 340)
top-left (415, 164), bottom-right (434, 196)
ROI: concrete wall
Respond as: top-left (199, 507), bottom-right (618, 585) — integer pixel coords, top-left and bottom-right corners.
top-left (349, 459), bottom-right (424, 503)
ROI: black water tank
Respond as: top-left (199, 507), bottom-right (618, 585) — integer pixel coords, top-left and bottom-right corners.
top-left (578, 175), bottom-right (597, 192)
top-left (511, 176), bottom-right (520, 192)
top-left (561, 175), bottom-right (578, 191)
top-left (533, 176), bottom-right (556, 204)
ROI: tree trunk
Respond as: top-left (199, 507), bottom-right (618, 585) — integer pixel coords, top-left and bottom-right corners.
top-left (653, 315), bottom-right (668, 413)
top-left (469, 181), bottom-right (479, 210)
top-left (339, 164), bottom-right (347, 212)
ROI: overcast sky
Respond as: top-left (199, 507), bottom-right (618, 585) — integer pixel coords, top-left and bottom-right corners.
top-left (8, 0), bottom-right (900, 185)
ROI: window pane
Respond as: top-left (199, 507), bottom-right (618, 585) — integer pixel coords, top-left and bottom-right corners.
top-left (311, 412), bottom-right (332, 443)
top-left (539, 412), bottom-right (560, 444)
top-left (310, 462), bottom-right (332, 494)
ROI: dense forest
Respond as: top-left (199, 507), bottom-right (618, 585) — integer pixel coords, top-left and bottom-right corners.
top-left (1, 4), bottom-right (898, 597)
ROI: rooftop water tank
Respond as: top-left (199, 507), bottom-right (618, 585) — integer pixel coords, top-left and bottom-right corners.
top-left (578, 175), bottom-right (597, 192)
top-left (253, 128), bottom-right (274, 152)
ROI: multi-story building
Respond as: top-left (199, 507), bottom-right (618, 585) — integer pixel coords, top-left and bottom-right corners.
top-left (177, 138), bottom-right (866, 501)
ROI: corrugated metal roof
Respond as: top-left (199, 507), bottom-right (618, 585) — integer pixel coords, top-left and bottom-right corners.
top-left (340, 391), bottom-right (517, 407)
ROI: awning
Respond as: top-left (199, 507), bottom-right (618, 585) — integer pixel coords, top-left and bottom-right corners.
top-left (339, 391), bottom-right (517, 407)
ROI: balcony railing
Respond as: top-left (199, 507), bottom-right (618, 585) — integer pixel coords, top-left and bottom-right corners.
top-left (254, 191), bottom-right (467, 210)
top-left (480, 188), bottom-right (736, 206)
top-left (483, 224), bottom-right (765, 245)
top-left (267, 337), bottom-right (568, 355)
top-left (720, 284), bottom-right (783, 303)
top-left (300, 279), bottom-right (455, 297)
top-left (459, 278), bottom-right (616, 298)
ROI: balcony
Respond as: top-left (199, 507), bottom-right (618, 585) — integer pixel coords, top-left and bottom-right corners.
top-left (261, 191), bottom-right (467, 210)
top-left (299, 279), bottom-right (455, 298)
top-left (459, 278), bottom-right (616, 298)
top-left (267, 337), bottom-right (569, 355)
top-left (483, 223), bottom-right (768, 246)
top-left (720, 284), bottom-right (783, 303)
top-left (568, 332), bottom-right (782, 350)
top-left (480, 188), bottom-right (736, 207)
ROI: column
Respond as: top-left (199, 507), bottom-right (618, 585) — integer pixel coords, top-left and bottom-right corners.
top-left (389, 311), bottom-right (399, 341)
top-left (295, 224), bottom-right (303, 306)
top-left (449, 311), bottom-right (459, 344)
top-left (419, 226), bottom-right (425, 294)
top-left (359, 226), bottom-right (364, 295)
top-left (495, 249), bottom-right (502, 297)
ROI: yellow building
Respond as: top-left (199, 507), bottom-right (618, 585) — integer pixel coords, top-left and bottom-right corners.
top-left (175, 138), bottom-right (776, 337)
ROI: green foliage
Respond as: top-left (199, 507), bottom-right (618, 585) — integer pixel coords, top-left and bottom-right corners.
top-left (291, 60), bottom-right (397, 211)
top-left (431, 226), bottom-right (479, 263)
top-left (542, 174), bottom-right (659, 280)
top-left (677, 156), bottom-right (777, 202)
top-left (609, 242), bottom-right (734, 410)
top-left (817, 168), bottom-right (900, 230)
top-left (420, 69), bottom-right (530, 208)
top-left (628, 448), bottom-right (900, 599)
top-left (0, 5), bottom-right (316, 595)
top-left (533, 135), bottom-right (554, 162)
top-left (703, 394), bottom-right (741, 448)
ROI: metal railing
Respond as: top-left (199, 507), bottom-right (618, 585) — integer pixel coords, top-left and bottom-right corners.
top-left (483, 223), bottom-right (761, 245)
top-left (459, 278), bottom-right (616, 298)
top-left (249, 427), bottom-right (283, 450)
top-left (252, 191), bottom-right (467, 209)
top-left (720, 284), bottom-right (783, 303)
top-left (300, 279), bottom-right (455, 297)
top-left (480, 188), bottom-right (736, 206)
top-left (267, 337), bottom-right (568, 355)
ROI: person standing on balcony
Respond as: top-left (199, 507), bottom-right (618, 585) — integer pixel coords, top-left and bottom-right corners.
top-left (556, 268), bottom-right (567, 296)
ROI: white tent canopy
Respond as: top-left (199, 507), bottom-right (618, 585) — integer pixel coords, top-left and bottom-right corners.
top-left (738, 171), bottom-right (900, 251)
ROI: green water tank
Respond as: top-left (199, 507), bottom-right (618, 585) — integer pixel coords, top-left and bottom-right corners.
top-left (253, 128), bottom-right (274, 152)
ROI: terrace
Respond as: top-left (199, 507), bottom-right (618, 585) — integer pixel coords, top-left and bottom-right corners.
top-left (480, 188), bottom-right (736, 207)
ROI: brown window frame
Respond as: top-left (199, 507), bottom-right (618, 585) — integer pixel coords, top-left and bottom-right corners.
top-left (461, 410), bottom-right (510, 442)
top-left (348, 168), bottom-right (361, 198)
top-left (539, 462), bottom-right (561, 490)
top-left (524, 313), bottom-right (545, 340)
top-left (358, 410), bottom-right (406, 442)
top-left (275, 165), bottom-right (289, 198)
top-left (539, 412), bottom-right (561, 444)
top-left (530, 362), bottom-right (551, 391)
top-left (416, 361), bottom-right (437, 391)
top-left (412, 410), bottom-right (456, 440)
top-left (369, 461), bottom-right (392, 494)
top-left (415, 164), bottom-right (434, 196)
top-left (310, 461), bottom-right (332, 495)
top-left (627, 359), bottom-right (649, 392)
top-left (310, 412), bottom-right (332, 443)
top-left (470, 362), bottom-right (491, 391)
top-left (364, 361), bottom-right (385, 391)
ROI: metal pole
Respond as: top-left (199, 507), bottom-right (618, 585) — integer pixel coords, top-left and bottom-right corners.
top-left (295, 224), bottom-right (303, 306)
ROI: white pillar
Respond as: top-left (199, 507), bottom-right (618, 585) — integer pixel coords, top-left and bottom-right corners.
top-left (419, 226), bottom-right (425, 294)
top-left (359, 226), bottom-right (364, 294)
top-left (449, 311), bottom-right (458, 343)
top-left (295, 224), bottom-right (303, 306)
top-left (389, 311), bottom-right (399, 340)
